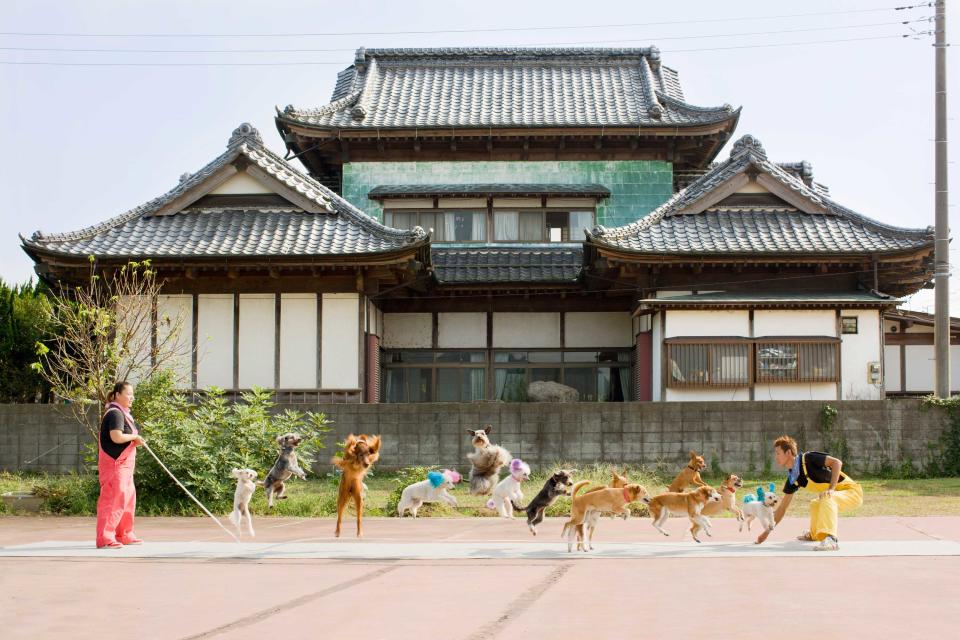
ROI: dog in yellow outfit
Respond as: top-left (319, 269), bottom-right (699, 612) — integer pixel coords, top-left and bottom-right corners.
top-left (755, 435), bottom-right (863, 551)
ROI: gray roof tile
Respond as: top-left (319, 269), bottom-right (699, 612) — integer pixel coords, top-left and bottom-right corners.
top-left (279, 47), bottom-right (738, 131)
top-left (591, 135), bottom-right (933, 255)
top-left (432, 244), bottom-right (582, 284)
top-left (23, 124), bottom-right (426, 259)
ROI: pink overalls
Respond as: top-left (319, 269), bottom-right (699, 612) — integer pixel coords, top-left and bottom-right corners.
top-left (95, 403), bottom-right (139, 548)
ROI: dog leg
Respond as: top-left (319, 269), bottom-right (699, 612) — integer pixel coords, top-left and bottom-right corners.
top-left (354, 490), bottom-right (364, 538)
top-left (245, 505), bottom-right (255, 538)
top-left (334, 488), bottom-right (348, 538)
top-left (530, 508), bottom-right (545, 536)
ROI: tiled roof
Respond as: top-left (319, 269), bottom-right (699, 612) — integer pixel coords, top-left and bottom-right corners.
top-left (278, 47), bottom-right (738, 131)
top-left (368, 184), bottom-right (610, 199)
top-left (590, 135), bottom-right (934, 255)
top-left (640, 292), bottom-right (901, 308)
top-left (22, 124), bottom-right (426, 259)
top-left (432, 244), bottom-right (582, 284)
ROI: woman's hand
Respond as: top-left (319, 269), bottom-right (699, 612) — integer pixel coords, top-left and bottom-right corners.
top-left (132, 435), bottom-right (146, 447)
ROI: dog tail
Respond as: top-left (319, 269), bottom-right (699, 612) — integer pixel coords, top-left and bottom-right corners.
top-left (570, 480), bottom-right (591, 499)
top-left (510, 499), bottom-right (528, 512)
top-left (255, 480), bottom-right (264, 487)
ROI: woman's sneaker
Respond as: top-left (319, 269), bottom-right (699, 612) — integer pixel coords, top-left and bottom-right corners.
top-left (97, 541), bottom-right (124, 549)
top-left (814, 536), bottom-right (839, 551)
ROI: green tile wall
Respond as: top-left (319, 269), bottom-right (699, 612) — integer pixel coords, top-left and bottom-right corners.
top-left (342, 161), bottom-right (673, 229)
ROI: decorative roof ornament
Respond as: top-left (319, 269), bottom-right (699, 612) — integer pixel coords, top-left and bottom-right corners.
top-left (283, 104), bottom-right (295, 114)
top-left (179, 172), bottom-right (192, 184)
top-left (228, 122), bottom-right (263, 147)
top-left (354, 47), bottom-right (367, 71)
top-left (648, 104), bottom-right (663, 119)
top-left (351, 105), bottom-right (367, 121)
top-left (731, 134), bottom-right (766, 158)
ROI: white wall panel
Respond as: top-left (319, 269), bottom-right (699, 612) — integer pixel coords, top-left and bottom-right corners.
top-left (754, 310), bottom-right (835, 337)
top-left (753, 383), bottom-right (836, 401)
top-left (664, 310), bottom-right (749, 338)
top-left (884, 345), bottom-right (902, 393)
top-left (840, 309), bottom-right (882, 400)
top-left (438, 313), bottom-right (487, 348)
top-left (493, 313), bottom-right (560, 348)
top-left (279, 294), bottom-right (317, 389)
top-left (565, 312), bottom-right (633, 347)
top-left (197, 294), bottom-right (234, 389)
top-left (382, 313), bottom-right (432, 348)
top-left (157, 294), bottom-right (193, 387)
top-left (321, 293), bottom-right (359, 389)
top-left (905, 345), bottom-right (935, 392)
top-left (238, 294), bottom-right (275, 389)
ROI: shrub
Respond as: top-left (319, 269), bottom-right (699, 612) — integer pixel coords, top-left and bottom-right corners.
top-left (131, 371), bottom-right (331, 514)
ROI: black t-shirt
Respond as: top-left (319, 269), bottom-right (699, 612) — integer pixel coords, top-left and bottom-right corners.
top-left (99, 409), bottom-right (134, 460)
top-left (782, 451), bottom-right (849, 495)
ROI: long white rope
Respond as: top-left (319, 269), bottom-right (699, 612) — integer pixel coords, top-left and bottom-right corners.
top-left (141, 442), bottom-right (240, 543)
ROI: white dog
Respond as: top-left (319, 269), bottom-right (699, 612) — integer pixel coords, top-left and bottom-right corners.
top-left (487, 458), bottom-right (530, 518)
top-left (740, 484), bottom-right (780, 533)
top-left (228, 468), bottom-right (258, 538)
top-left (397, 469), bottom-right (462, 518)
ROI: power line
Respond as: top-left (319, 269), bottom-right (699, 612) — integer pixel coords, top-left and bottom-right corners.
top-left (0, 33), bottom-right (920, 67)
top-left (0, 4), bottom-right (929, 38)
top-left (0, 20), bottom-right (920, 54)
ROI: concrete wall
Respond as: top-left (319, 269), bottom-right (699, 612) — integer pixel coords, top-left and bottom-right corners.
top-left (341, 160), bottom-right (674, 228)
top-left (2, 400), bottom-right (944, 475)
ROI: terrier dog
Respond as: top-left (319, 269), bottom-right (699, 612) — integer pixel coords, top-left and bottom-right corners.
top-left (331, 433), bottom-right (381, 538)
top-left (228, 468), bottom-right (257, 538)
top-left (262, 433), bottom-right (307, 508)
top-left (648, 485), bottom-right (722, 543)
top-left (666, 450), bottom-right (709, 493)
top-left (397, 469), bottom-right (462, 518)
top-left (562, 480), bottom-right (651, 552)
top-left (466, 426), bottom-right (511, 496)
top-left (511, 469), bottom-right (575, 535)
top-left (487, 458), bottom-right (531, 518)
top-left (740, 484), bottom-right (780, 534)
top-left (700, 473), bottom-right (744, 520)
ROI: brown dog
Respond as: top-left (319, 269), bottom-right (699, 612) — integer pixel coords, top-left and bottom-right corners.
top-left (331, 434), bottom-right (381, 538)
top-left (648, 485), bottom-right (722, 542)
top-left (562, 480), bottom-right (651, 552)
top-left (700, 473), bottom-right (744, 520)
top-left (666, 451), bottom-right (709, 493)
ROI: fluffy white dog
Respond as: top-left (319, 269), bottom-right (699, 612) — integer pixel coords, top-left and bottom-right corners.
top-left (487, 458), bottom-right (531, 518)
top-left (397, 469), bottom-right (462, 518)
top-left (740, 483), bottom-right (780, 533)
top-left (228, 468), bottom-right (258, 538)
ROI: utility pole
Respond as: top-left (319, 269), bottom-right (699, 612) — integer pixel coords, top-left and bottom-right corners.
top-left (934, 0), bottom-right (951, 397)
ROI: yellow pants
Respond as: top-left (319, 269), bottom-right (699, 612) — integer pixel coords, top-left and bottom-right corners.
top-left (805, 480), bottom-right (863, 541)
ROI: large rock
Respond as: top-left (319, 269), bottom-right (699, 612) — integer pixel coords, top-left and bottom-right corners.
top-left (527, 381), bottom-right (579, 403)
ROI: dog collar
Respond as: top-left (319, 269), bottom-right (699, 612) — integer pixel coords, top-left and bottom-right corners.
top-left (623, 487), bottom-right (632, 502)
top-left (725, 486), bottom-right (737, 493)
top-left (687, 464), bottom-right (699, 471)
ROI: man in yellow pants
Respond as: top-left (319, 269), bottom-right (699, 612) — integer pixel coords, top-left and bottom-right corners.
top-left (756, 435), bottom-right (863, 551)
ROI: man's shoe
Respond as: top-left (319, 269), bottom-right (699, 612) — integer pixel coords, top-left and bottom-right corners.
top-left (813, 536), bottom-right (839, 551)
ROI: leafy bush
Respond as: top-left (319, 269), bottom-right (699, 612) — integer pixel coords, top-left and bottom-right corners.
top-left (0, 279), bottom-right (52, 403)
top-left (131, 371), bottom-right (331, 514)
top-left (385, 466), bottom-right (433, 516)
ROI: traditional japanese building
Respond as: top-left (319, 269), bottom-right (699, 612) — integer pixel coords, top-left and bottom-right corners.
top-left (22, 47), bottom-right (936, 403)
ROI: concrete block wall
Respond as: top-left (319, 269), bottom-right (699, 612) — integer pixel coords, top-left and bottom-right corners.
top-left (341, 160), bottom-right (674, 229)
top-left (0, 400), bottom-right (945, 475)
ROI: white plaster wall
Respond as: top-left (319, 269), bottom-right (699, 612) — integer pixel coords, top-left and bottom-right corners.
top-left (493, 313), bottom-right (560, 348)
top-left (666, 387), bottom-right (751, 401)
top-left (209, 171), bottom-right (272, 194)
top-left (279, 294), bottom-right (317, 389)
top-left (905, 345), bottom-right (935, 392)
top-left (753, 383), bottom-right (837, 401)
top-left (664, 310), bottom-right (750, 338)
top-left (238, 294), bottom-right (275, 389)
top-left (953, 346), bottom-right (960, 393)
top-left (565, 312), bottom-right (633, 347)
top-left (754, 310), bottom-right (835, 337)
top-left (438, 313), bottom-right (487, 348)
top-left (157, 294), bottom-right (193, 387)
top-left (884, 345), bottom-right (902, 393)
top-left (116, 295), bottom-right (151, 385)
top-left (652, 312), bottom-right (662, 401)
top-left (655, 290), bottom-right (693, 298)
top-left (840, 309), bottom-right (882, 400)
top-left (382, 313), bottom-right (432, 348)
top-left (197, 294), bottom-right (234, 389)
top-left (321, 294), bottom-right (359, 389)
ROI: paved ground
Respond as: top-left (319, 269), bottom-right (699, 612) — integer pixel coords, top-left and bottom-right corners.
top-left (2, 515), bottom-right (958, 640)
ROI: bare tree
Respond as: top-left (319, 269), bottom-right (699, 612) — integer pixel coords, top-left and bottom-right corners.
top-left (33, 257), bottom-right (190, 437)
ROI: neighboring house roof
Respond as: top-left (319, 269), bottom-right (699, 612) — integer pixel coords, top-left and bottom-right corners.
top-left (589, 135), bottom-right (934, 256)
top-left (368, 184), bottom-right (611, 199)
top-left (22, 124), bottom-right (426, 260)
top-left (432, 244), bottom-right (582, 284)
top-left (637, 291), bottom-right (901, 310)
top-left (277, 47), bottom-right (739, 132)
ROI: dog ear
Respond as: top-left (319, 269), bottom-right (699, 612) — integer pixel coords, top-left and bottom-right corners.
top-left (276, 434), bottom-right (286, 444)
top-left (483, 425), bottom-right (492, 434)
top-left (466, 428), bottom-right (477, 435)
top-left (688, 450), bottom-right (697, 458)
top-left (230, 468), bottom-right (241, 478)
top-left (367, 435), bottom-right (381, 454)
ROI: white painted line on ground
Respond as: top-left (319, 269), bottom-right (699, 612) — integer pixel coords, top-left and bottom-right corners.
top-left (2, 539), bottom-right (959, 560)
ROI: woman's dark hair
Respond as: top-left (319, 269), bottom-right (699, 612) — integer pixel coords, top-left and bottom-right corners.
top-left (107, 381), bottom-right (132, 403)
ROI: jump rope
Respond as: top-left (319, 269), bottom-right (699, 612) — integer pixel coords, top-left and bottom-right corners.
top-left (141, 441), bottom-right (240, 543)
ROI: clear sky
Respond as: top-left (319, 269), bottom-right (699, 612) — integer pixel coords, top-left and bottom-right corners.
top-left (1, 0), bottom-right (957, 313)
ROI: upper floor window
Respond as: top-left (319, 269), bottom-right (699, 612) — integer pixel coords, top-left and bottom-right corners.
top-left (386, 210), bottom-right (486, 242)
top-left (385, 208), bottom-right (594, 243)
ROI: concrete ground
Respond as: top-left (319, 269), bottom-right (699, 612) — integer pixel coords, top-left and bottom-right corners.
top-left (2, 515), bottom-right (958, 640)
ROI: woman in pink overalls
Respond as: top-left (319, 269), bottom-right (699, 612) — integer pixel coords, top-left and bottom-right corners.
top-left (96, 381), bottom-right (145, 549)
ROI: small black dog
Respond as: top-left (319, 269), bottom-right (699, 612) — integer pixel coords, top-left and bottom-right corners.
top-left (262, 433), bottom-right (307, 507)
top-left (511, 469), bottom-right (575, 535)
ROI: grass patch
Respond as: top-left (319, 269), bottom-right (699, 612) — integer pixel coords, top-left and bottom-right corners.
top-left (3, 468), bottom-right (959, 518)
